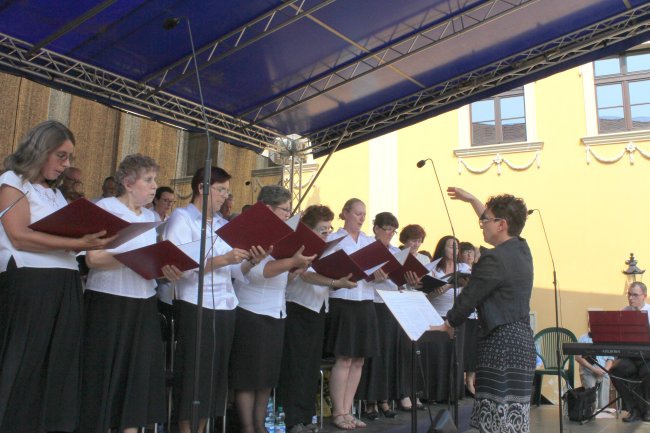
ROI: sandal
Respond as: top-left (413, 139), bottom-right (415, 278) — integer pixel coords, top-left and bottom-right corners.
top-left (345, 414), bottom-right (366, 429)
top-left (379, 402), bottom-right (397, 418)
top-left (332, 414), bottom-right (355, 430)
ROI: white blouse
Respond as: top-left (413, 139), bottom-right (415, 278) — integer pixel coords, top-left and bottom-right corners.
top-left (0, 171), bottom-right (77, 271)
top-left (285, 266), bottom-right (330, 313)
top-left (164, 204), bottom-right (238, 310)
top-left (233, 255), bottom-right (288, 319)
top-left (426, 257), bottom-right (472, 316)
top-left (328, 228), bottom-right (376, 302)
top-left (85, 197), bottom-right (158, 299)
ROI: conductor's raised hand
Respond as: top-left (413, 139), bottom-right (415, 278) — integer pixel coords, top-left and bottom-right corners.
top-left (291, 245), bottom-right (317, 269)
top-left (446, 187), bottom-right (476, 203)
top-left (77, 230), bottom-right (117, 251)
top-left (161, 264), bottom-right (183, 282)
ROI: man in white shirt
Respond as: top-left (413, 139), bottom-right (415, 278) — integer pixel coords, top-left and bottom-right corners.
top-left (610, 281), bottom-right (650, 423)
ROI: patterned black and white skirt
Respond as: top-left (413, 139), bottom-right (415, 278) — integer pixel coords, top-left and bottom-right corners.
top-left (471, 319), bottom-right (536, 433)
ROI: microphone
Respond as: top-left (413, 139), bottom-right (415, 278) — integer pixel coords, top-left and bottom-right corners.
top-left (528, 207), bottom-right (563, 433)
top-left (416, 158), bottom-right (454, 236)
top-left (164, 16), bottom-right (212, 433)
top-left (416, 158), bottom-right (432, 169)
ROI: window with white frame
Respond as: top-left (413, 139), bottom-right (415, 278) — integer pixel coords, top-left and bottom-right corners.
top-left (593, 50), bottom-right (650, 133)
top-left (470, 87), bottom-right (526, 146)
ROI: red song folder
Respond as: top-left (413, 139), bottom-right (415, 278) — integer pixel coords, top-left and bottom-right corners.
top-left (270, 220), bottom-right (346, 260)
top-left (28, 198), bottom-right (162, 249)
top-left (311, 240), bottom-right (392, 282)
top-left (113, 240), bottom-right (200, 280)
top-left (215, 201), bottom-right (293, 251)
top-left (387, 249), bottom-right (431, 287)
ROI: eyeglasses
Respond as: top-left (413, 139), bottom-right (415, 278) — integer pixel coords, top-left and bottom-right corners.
top-left (627, 292), bottom-right (644, 298)
top-left (478, 216), bottom-right (504, 227)
top-left (212, 186), bottom-right (230, 195)
top-left (160, 198), bottom-right (176, 204)
top-left (54, 151), bottom-right (74, 163)
top-left (378, 226), bottom-right (397, 235)
top-left (273, 205), bottom-right (291, 214)
top-left (315, 225), bottom-right (333, 235)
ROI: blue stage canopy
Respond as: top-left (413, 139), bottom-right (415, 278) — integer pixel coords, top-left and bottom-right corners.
top-left (0, 0), bottom-right (648, 156)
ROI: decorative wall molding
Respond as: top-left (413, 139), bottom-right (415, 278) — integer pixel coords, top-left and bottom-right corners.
top-left (584, 141), bottom-right (650, 165)
top-left (457, 151), bottom-right (541, 175)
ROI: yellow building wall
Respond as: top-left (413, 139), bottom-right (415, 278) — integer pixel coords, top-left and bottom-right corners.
top-left (303, 64), bottom-right (650, 397)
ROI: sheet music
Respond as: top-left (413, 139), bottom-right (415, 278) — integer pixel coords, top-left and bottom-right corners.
top-left (377, 290), bottom-right (443, 341)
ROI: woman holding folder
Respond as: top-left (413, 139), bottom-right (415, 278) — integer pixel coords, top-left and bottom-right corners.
top-left (164, 166), bottom-right (250, 433)
top-left (421, 235), bottom-right (470, 403)
top-left (358, 212), bottom-right (400, 420)
top-left (81, 154), bottom-right (182, 433)
top-left (326, 198), bottom-right (379, 430)
top-left (277, 205), bottom-right (356, 433)
top-left (0, 120), bottom-right (114, 433)
top-left (229, 185), bottom-right (315, 433)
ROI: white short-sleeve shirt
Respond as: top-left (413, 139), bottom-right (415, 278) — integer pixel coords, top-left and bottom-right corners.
top-left (328, 228), bottom-right (376, 302)
top-left (233, 255), bottom-right (288, 319)
top-left (164, 204), bottom-right (238, 310)
top-left (285, 266), bottom-right (330, 313)
top-left (85, 197), bottom-right (158, 299)
top-left (0, 171), bottom-right (77, 271)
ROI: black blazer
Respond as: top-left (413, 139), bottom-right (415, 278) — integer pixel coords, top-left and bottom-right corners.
top-left (446, 236), bottom-right (534, 337)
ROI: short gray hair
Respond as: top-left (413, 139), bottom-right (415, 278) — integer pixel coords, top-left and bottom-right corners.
top-left (114, 154), bottom-right (159, 196)
top-left (257, 185), bottom-right (291, 206)
top-left (3, 120), bottom-right (75, 183)
top-left (630, 281), bottom-right (648, 296)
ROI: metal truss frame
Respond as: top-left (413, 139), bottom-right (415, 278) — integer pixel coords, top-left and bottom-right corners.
top-left (143, 0), bottom-right (337, 93)
top-left (305, 3), bottom-right (650, 156)
top-left (241, 0), bottom-right (534, 125)
top-left (0, 33), bottom-right (283, 152)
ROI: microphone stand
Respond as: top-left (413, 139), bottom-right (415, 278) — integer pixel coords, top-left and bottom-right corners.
top-left (419, 158), bottom-right (459, 427)
top-left (165, 16), bottom-right (213, 433)
top-left (530, 209), bottom-right (563, 433)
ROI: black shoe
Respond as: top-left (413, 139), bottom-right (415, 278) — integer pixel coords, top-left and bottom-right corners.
top-left (643, 410), bottom-right (650, 422)
top-left (623, 409), bottom-right (641, 423)
top-left (379, 404), bottom-right (397, 418)
top-left (364, 410), bottom-right (379, 421)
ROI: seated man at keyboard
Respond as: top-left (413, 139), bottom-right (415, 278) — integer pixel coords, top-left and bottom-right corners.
top-left (610, 281), bottom-right (650, 423)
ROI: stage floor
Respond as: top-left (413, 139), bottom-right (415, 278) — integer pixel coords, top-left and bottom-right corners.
top-left (321, 401), bottom-right (650, 433)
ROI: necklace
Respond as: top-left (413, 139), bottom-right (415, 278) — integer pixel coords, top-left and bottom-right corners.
top-left (32, 183), bottom-right (60, 208)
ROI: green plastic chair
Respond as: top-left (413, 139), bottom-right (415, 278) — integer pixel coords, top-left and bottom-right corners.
top-left (532, 327), bottom-right (577, 406)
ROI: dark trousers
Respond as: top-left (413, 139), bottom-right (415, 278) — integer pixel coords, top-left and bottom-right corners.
top-left (610, 357), bottom-right (650, 412)
top-left (277, 302), bottom-right (326, 427)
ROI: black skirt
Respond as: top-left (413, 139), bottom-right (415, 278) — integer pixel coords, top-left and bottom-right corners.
top-left (463, 318), bottom-right (479, 372)
top-left (277, 302), bottom-right (326, 427)
top-left (325, 299), bottom-right (379, 358)
top-left (174, 301), bottom-right (236, 421)
top-left (0, 262), bottom-right (82, 433)
top-left (80, 291), bottom-right (166, 433)
top-left (357, 302), bottom-right (400, 400)
top-left (470, 320), bottom-right (536, 433)
top-left (419, 322), bottom-right (465, 402)
top-left (229, 307), bottom-right (285, 390)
